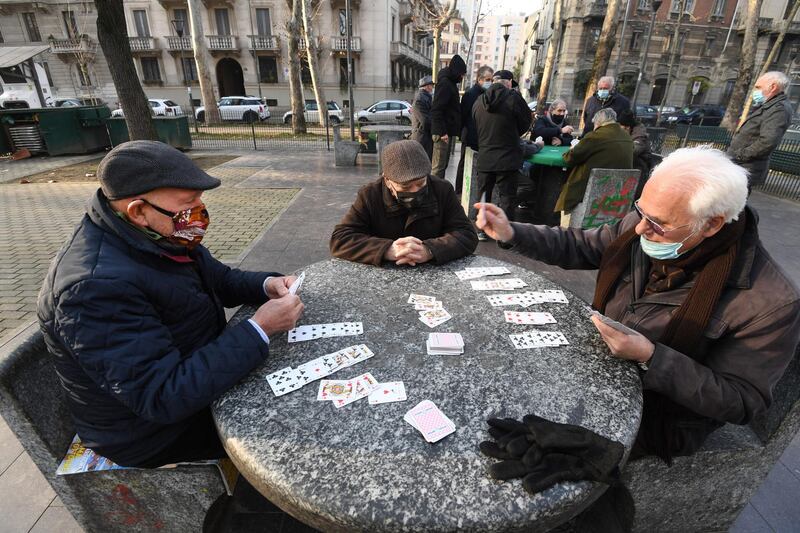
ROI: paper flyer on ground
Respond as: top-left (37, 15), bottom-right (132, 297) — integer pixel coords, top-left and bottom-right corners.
top-left (56, 435), bottom-right (125, 475)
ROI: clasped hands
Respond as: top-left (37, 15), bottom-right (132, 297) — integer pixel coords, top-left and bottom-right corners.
top-left (384, 236), bottom-right (433, 266)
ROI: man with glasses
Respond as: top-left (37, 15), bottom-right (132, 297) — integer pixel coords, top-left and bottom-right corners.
top-left (474, 145), bottom-right (800, 461)
top-left (330, 140), bottom-right (478, 266)
top-left (38, 141), bottom-right (305, 468)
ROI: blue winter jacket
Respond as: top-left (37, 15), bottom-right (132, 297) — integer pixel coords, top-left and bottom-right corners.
top-left (37, 189), bottom-right (277, 466)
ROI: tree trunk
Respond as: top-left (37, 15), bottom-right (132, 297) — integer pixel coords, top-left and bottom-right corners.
top-left (429, 0), bottom-right (457, 83)
top-left (94, 0), bottom-right (157, 141)
top-left (301, 0), bottom-right (329, 126)
top-left (187, 0), bottom-right (220, 123)
top-left (579, 0), bottom-right (624, 130)
top-left (537, 0), bottom-right (563, 115)
top-left (432, 26), bottom-right (442, 82)
top-left (737, 0), bottom-right (799, 127)
top-left (721, 0), bottom-right (764, 131)
top-left (287, 0), bottom-right (307, 134)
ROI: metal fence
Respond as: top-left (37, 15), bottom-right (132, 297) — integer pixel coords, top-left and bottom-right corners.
top-left (647, 125), bottom-right (800, 202)
top-left (187, 118), bottom-right (332, 151)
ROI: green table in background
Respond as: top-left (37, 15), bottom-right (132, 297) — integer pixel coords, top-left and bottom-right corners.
top-left (525, 145), bottom-right (570, 225)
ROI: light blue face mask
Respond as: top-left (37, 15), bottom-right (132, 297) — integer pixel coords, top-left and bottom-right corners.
top-left (639, 230), bottom-right (699, 260)
top-left (752, 89), bottom-right (766, 106)
top-left (597, 89), bottom-right (610, 99)
top-left (482, 81), bottom-right (492, 90)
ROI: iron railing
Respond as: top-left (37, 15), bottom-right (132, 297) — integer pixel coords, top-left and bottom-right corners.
top-left (188, 118), bottom-right (331, 152)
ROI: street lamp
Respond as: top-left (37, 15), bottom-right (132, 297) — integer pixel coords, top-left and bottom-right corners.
top-left (501, 23), bottom-right (512, 69)
top-left (631, 0), bottom-right (663, 108)
top-left (171, 19), bottom-right (195, 124)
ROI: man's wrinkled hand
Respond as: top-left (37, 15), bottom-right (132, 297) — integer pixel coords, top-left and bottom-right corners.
top-left (395, 241), bottom-right (432, 266)
top-left (266, 276), bottom-right (294, 299)
top-left (590, 315), bottom-right (655, 363)
top-left (474, 202), bottom-right (514, 243)
top-left (252, 294), bottom-right (304, 337)
top-left (385, 236), bottom-right (423, 261)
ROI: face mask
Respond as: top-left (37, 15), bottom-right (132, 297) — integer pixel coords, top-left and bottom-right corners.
top-left (482, 81), bottom-right (492, 90)
top-left (388, 180), bottom-right (428, 209)
top-left (597, 89), bottom-right (610, 99)
top-left (552, 114), bottom-right (564, 124)
top-left (752, 89), bottom-right (766, 106)
top-left (143, 200), bottom-right (210, 249)
top-left (639, 230), bottom-right (698, 260)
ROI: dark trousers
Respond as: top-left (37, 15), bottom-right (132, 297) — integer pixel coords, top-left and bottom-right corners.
top-left (477, 170), bottom-right (518, 222)
top-left (455, 142), bottom-right (469, 194)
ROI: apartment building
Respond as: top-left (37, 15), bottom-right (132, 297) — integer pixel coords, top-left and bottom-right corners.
top-left (470, 12), bottom-right (527, 80)
top-left (436, 12), bottom-right (469, 74)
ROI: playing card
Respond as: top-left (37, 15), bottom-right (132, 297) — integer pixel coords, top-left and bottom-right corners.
top-left (454, 267), bottom-right (511, 280)
top-left (504, 311), bottom-right (557, 325)
top-left (406, 400), bottom-right (456, 442)
top-left (470, 278), bottom-right (527, 291)
top-left (487, 293), bottom-right (524, 306)
top-left (414, 300), bottom-right (444, 311)
top-left (590, 311), bottom-right (639, 336)
top-left (288, 271), bottom-right (305, 295)
top-left (509, 330), bottom-right (569, 349)
top-left (541, 289), bottom-right (569, 303)
top-left (428, 332), bottom-right (464, 349)
top-left (368, 381), bottom-right (407, 404)
top-left (418, 308), bottom-right (452, 328)
top-left (317, 380), bottom-right (353, 401)
top-left (333, 373), bottom-right (381, 408)
top-left (266, 367), bottom-right (305, 396)
top-left (287, 322), bottom-right (363, 343)
top-left (296, 357), bottom-right (334, 382)
top-left (408, 293), bottom-right (436, 305)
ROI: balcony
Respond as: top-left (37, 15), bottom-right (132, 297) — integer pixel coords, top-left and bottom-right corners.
top-left (298, 37), bottom-right (321, 53)
top-left (208, 35), bottom-right (238, 51)
top-left (129, 36), bottom-right (158, 53)
top-left (390, 41), bottom-right (431, 68)
top-left (331, 36), bottom-right (361, 53)
top-left (49, 35), bottom-right (97, 56)
top-left (249, 34), bottom-right (280, 52)
top-left (165, 35), bottom-right (192, 52)
top-left (399, 0), bottom-right (413, 24)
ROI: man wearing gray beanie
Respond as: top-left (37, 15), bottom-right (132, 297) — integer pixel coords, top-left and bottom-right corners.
top-left (330, 140), bottom-right (478, 265)
top-left (38, 141), bottom-right (304, 468)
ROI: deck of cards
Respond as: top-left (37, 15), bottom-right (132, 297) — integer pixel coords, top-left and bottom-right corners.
top-left (265, 344), bottom-right (374, 396)
top-left (404, 400), bottom-right (456, 443)
top-left (426, 332), bottom-right (464, 355)
top-left (408, 294), bottom-right (452, 328)
top-left (509, 330), bottom-right (570, 349)
top-left (288, 322), bottom-right (363, 343)
top-left (454, 266), bottom-right (511, 280)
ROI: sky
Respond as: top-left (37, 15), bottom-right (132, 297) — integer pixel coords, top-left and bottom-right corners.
top-left (482, 0), bottom-right (543, 16)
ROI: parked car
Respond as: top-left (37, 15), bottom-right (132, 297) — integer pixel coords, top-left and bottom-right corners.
top-left (635, 104), bottom-right (659, 126)
top-left (112, 99), bottom-right (183, 117)
top-left (356, 100), bottom-right (411, 124)
top-left (283, 101), bottom-right (343, 125)
top-left (195, 96), bottom-right (270, 123)
top-left (661, 104), bottom-right (725, 126)
top-left (55, 97), bottom-right (105, 107)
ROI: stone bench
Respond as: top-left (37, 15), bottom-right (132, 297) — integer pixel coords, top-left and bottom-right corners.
top-left (0, 324), bottom-right (232, 532)
top-left (623, 344), bottom-right (800, 532)
top-left (332, 125), bottom-right (360, 167)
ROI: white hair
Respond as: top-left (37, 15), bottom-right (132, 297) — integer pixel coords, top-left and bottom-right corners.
top-left (549, 98), bottom-right (567, 111)
top-left (593, 108), bottom-right (617, 127)
top-left (761, 71), bottom-right (790, 92)
top-left (598, 76), bottom-right (615, 88)
top-left (650, 145), bottom-right (748, 223)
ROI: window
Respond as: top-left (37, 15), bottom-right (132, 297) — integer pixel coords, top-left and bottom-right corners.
top-left (140, 57), bottom-right (160, 82)
top-left (22, 12), bottom-right (41, 42)
top-left (585, 27), bottom-right (601, 53)
top-left (76, 64), bottom-right (91, 86)
top-left (722, 79), bottom-right (736, 101)
top-left (391, 15), bottom-right (395, 41)
top-left (454, 23), bottom-right (461, 35)
top-left (670, 0), bottom-right (695, 15)
top-left (388, 102), bottom-right (405, 110)
top-left (374, 102), bottom-right (390, 111)
top-left (266, 98), bottom-right (278, 107)
top-left (301, 57), bottom-right (312, 84)
top-left (442, 41), bottom-right (450, 54)
top-left (663, 34), bottom-right (672, 52)
top-left (133, 10), bottom-right (150, 38)
top-left (477, 26), bottom-right (484, 33)
top-left (180, 57), bottom-right (197, 81)
top-left (638, 0), bottom-right (651, 10)
top-left (712, 0), bottom-right (726, 17)
top-left (215, 8), bottom-right (231, 36)
top-left (164, 100), bottom-right (178, 107)
top-left (0, 29), bottom-right (4, 43)
top-left (258, 56), bottom-right (278, 83)
top-left (256, 8), bottom-right (271, 36)
top-left (339, 58), bottom-right (354, 85)
top-left (629, 31), bottom-right (642, 51)
top-left (339, 10), bottom-right (347, 36)
top-left (704, 36), bottom-right (715, 55)
top-left (476, 44), bottom-right (482, 51)
top-left (42, 61), bottom-right (53, 86)
top-left (173, 9), bottom-right (190, 36)
top-left (63, 10), bottom-right (79, 38)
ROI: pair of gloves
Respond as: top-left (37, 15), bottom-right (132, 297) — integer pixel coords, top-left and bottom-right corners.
top-left (479, 414), bottom-right (625, 495)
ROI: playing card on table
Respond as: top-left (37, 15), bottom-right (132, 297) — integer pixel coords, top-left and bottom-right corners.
top-left (266, 367), bottom-right (305, 396)
top-left (418, 308), bottom-right (452, 328)
top-left (504, 311), bottom-right (557, 325)
top-left (408, 293), bottom-right (436, 305)
top-left (509, 330), bottom-right (570, 349)
top-left (337, 344), bottom-right (375, 367)
top-left (296, 357), bottom-right (335, 382)
top-left (487, 293), bottom-right (524, 307)
top-left (541, 290), bottom-right (569, 303)
top-left (405, 400), bottom-right (456, 442)
top-left (470, 278), bottom-right (527, 291)
top-left (414, 300), bottom-right (444, 311)
top-left (287, 322), bottom-right (363, 343)
top-left (317, 379), bottom-right (354, 401)
top-left (454, 266), bottom-right (511, 280)
top-left (368, 381), bottom-right (407, 404)
top-left (333, 373), bottom-right (380, 408)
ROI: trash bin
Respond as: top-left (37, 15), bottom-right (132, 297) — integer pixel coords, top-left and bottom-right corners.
top-left (106, 115), bottom-right (192, 150)
top-left (0, 106), bottom-right (112, 156)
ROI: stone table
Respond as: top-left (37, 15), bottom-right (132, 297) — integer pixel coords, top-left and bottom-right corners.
top-left (359, 125), bottom-right (412, 172)
top-left (213, 256), bottom-right (642, 533)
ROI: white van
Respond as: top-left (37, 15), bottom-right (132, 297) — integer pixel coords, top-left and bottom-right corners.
top-left (0, 62), bottom-right (53, 109)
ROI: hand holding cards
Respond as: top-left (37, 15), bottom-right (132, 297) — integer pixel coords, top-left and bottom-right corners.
top-left (288, 271), bottom-right (305, 295)
top-left (589, 311), bottom-right (639, 336)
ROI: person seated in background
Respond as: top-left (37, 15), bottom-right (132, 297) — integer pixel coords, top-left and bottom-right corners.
top-left (617, 109), bottom-right (653, 200)
top-left (475, 145), bottom-right (800, 462)
top-left (531, 99), bottom-right (574, 146)
top-left (330, 140), bottom-right (478, 266)
top-left (556, 108), bottom-right (633, 227)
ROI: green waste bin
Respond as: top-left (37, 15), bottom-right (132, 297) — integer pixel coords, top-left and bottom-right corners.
top-left (0, 106), bottom-right (112, 155)
top-left (106, 115), bottom-right (192, 150)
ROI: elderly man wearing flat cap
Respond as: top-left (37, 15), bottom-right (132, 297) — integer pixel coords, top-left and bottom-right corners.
top-left (410, 75), bottom-right (435, 160)
top-left (330, 140), bottom-right (478, 266)
top-left (38, 141), bottom-right (304, 468)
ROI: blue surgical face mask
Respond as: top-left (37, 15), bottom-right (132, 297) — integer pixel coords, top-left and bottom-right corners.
top-left (597, 89), bottom-right (610, 99)
top-left (752, 89), bottom-right (766, 105)
top-left (639, 229), bottom-right (699, 260)
top-left (482, 81), bottom-right (492, 90)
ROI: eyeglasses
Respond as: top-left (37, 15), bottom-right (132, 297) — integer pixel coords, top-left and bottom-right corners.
top-left (633, 200), bottom-right (695, 236)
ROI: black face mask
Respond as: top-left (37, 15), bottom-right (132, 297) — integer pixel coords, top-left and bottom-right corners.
top-left (395, 186), bottom-right (429, 209)
top-left (552, 114), bottom-right (565, 125)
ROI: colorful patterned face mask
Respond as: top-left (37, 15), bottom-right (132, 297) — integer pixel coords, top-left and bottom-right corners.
top-left (140, 200), bottom-right (210, 249)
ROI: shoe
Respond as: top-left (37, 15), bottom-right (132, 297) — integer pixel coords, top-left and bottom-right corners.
top-left (477, 231), bottom-right (489, 242)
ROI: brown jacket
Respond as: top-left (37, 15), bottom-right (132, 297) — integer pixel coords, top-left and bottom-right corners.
top-left (508, 209), bottom-right (800, 453)
top-left (556, 122), bottom-right (634, 212)
top-left (330, 176), bottom-right (478, 266)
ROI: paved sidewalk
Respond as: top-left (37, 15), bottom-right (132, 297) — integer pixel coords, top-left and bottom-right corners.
top-left (0, 148), bottom-right (797, 532)
top-left (0, 154), bottom-right (104, 185)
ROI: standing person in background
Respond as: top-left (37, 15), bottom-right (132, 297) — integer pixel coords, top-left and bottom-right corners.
top-left (455, 66), bottom-right (495, 194)
top-left (582, 76), bottom-right (631, 136)
top-left (430, 54), bottom-right (467, 179)
top-left (532, 99), bottom-right (574, 146)
top-left (410, 76), bottom-right (435, 160)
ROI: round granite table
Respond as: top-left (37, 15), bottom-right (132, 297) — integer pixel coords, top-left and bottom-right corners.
top-left (213, 256), bottom-right (642, 533)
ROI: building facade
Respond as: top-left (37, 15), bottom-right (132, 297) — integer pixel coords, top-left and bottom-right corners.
top-left (470, 12), bottom-right (527, 80)
top-left (0, 0), bottom-right (437, 113)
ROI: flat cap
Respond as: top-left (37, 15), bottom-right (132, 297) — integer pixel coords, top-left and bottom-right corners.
top-left (98, 140), bottom-right (221, 200)
top-left (419, 75), bottom-right (433, 88)
top-left (381, 140), bottom-right (431, 184)
top-left (494, 70), bottom-right (514, 81)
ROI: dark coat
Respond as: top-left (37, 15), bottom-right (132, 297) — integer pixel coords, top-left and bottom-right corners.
top-left (410, 89), bottom-right (433, 158)
top-left (582, 92), bottom-right (632, 135)
top-left (329, 176), bottom-right (478, 266)
top-left (507, 209), bottom-right (800, 456)
top-left (629, 123), bottom-right (653, 199)
top-left (430, 55), bottom-right (467, 137)
top-left (532, 114), bottom-right (573, 146)
top-left (727, 92), bottom-right (793, 187)
top-left (460, 82), bottom-right (485, 150)
top-left (556, 122), bottom-right (634, 211)
top-left (472, 83), bottom-right (533, 173)
top-left (37, 190), bottom-right (276, 466)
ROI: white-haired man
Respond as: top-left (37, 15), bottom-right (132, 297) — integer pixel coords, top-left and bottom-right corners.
top-left (475, 146), bottom-right (800, 462)
top-left (581, 75), bottom-right (631, 135)
top-left (728, 71), bottom-right (794, 192)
